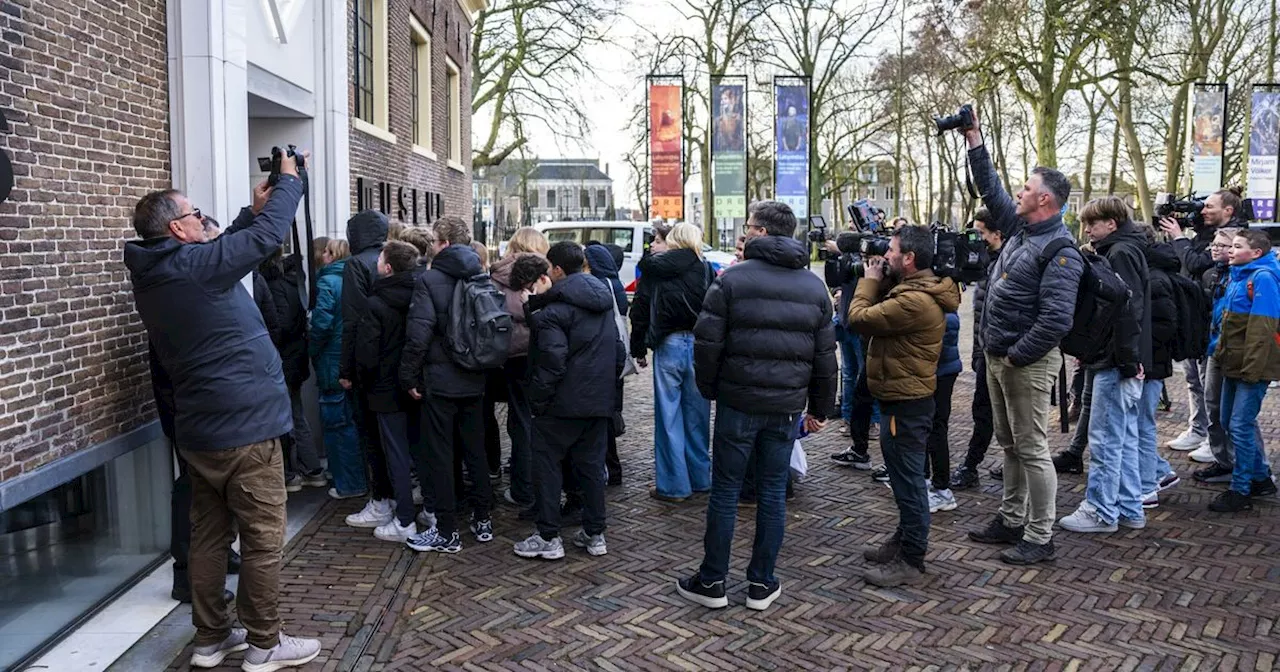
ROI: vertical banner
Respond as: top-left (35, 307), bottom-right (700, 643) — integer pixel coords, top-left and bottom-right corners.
top-left (712, 77), bottom-right (747, 218)
top-left (774, 77), bottom-right (810, 216)
top-left (1248, 84), bottom-right (1280, 222)
top-left (648, 77), bottom-right (683, 220)
top-left (1190, 82), bottom-right (1228, 196)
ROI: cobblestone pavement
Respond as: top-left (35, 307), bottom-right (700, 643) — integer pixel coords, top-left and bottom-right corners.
top-left (168, 294), bottom-right (1280, 670)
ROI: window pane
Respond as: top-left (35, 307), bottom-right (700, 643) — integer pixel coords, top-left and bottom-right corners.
top-left (547, 190), bottom-right (556, 208)
top-left (545, 229), bottom-right (582, 243)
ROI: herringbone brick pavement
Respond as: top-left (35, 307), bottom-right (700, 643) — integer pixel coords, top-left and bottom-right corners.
top-left (168, 296), bottom-right (1280, 671)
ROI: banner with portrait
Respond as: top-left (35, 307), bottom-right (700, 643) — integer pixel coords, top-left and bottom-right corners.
top-left (648, 80), bottom-right (683, 220)
top-left (1247, 85), bottom-right (1280, 222)
top-left (1190, 83), bottom-right (1227, 196)
top-left (774, 80), bottom-right (810, 216)
top-left (711, 78), bottom-right (747, 217)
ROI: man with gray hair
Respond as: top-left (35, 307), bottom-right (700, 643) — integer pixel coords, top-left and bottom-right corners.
top-left (954, 108), bottom-right (1084, 566)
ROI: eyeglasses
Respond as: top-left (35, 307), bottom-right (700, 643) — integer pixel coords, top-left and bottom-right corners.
top-left (741, 223), bottom-right (764, 234)
top-left (176, 208), bottom-right (202, 222)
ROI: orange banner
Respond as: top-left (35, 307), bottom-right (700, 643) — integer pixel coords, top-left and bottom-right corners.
top-left (649, 83), bottom-right (683, 219)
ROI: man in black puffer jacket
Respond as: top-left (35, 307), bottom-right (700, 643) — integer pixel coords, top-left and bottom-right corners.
top-left (958, 107), bottom-right (1083, 567)
top-left (400, 217), bottom-right (492, 555)
top-left (675, 200), bottom-right (837, 613)
top-left (512, 242), bottom-right (625, 561)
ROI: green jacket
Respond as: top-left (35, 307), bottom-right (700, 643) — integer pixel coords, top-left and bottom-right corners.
top-left (309, 259), bottom-right (346, 391)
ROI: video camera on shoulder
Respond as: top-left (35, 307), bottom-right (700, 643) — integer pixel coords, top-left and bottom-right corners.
top-left (930, 221), bottom-right (988, 284)
top-left (1152, 192), bottom-right (1205, 229)
top-left (257, 144), bottom-right (307, 187)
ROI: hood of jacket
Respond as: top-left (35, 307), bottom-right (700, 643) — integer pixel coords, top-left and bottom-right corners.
top-left (890, 271), bottom-right (962, 313)
top-left (123, 236), bottom-right (183, 290)
top-left (1145, 242), bottom-right (1181, 273)
top-left (605, 243), bottom-right (625, 270)
top-left (640, 247), bottom-right (702, 279)
top-left (743, 235), bottom-right (807, 270)
top-left (432, 244), bottom-right (484, 280)
top-left (545, 272), bottom-right (615, 314)
top-left (347, 210), bottom-right (389, 253)
top-left (489, 253), bottom-right (518, 288)
top-left (372, 271), bottom-right (416, 310)
top-left (584, 244), bottom-right (621, 279)
top-left (1093, 222), bottom-right (1147, 256)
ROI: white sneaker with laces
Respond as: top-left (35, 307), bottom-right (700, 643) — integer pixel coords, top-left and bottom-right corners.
top-left (928, 488), bottom-right (958, 513)
top-left (1059, 501), bottom-right (1118, 533)
top-left (1189, 442), bottom-right (1216, 463)
top-left (346, 499), bottom-right (394, 529)
top-left (1141, 490), bottom-right (1159, 509)
top-left (241, 632), bottom-right (321, 672)
top-left (1166, 429), bottom-right (1206, 451)
top-left (374, 519), bottom-right (416, 542)
top-left (190, 628), bottom-right (248, 668)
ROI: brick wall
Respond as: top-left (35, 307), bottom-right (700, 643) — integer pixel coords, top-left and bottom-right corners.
top-left (347, 0), bottom-right (474, 224)
top-left (0, 0), bottom-right (170, 480)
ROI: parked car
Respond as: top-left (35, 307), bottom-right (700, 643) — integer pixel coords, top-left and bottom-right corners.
top-left (528, 221), bottom-right (734, 292)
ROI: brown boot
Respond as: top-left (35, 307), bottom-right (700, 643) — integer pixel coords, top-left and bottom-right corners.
top-left (863, 556), bottom-right (924, 587)
top-left (861, 538), bottom-right (900, 564)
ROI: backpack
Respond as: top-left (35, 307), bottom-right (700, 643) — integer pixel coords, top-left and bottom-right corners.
top-left (1167, 271), bottom-right (1211, 361)
top-left (1036, 238), bottom-right (1132, 362)
top-left (445, 273), bottom-right (513, 370)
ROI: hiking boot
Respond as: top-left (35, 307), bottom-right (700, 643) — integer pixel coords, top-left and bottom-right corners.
top-left (513, 533), bottom-right (565, 560)
top-left (572, 529), bottom-right (607, 556)
top-left (675, 573), bottom-right (728, 609)
top-left (831, 448), bottom-right (872, 470)
top-left (1208, 490), bottom-right (1252, 513)
top-left (345, 499), bottom-right (394, 529)
top-left (870, 465), bottom-right (890, 483)
top-left (1252, 476), bottom-right (1277, 497)
top-left (1194, 463), bottom-right (1233, 483)
top-left (968, 516), bottom-right (1023, 544)
top-left (373, 519), bottom-right (416, 543)
top-left (862, 538), bottom-right (900, 564)
top-left (190, 628), bottom-right (248, 668)
top-left (1000, 539), bottom-right (1056, 565)
top-left (1059, 502), bottom-right (1117, 533)
top-left (1052, 451), bottom-right (1084, 474)
top-left (863, 556), bottom-right (924, 587)
top-left (405, 528), bottom-right (461, 553)
top-left (470, 517), bottom-right (495, 543)
top-left (949, 465), bottom-right (979, 490)
top-left (746, 581), bottom-right (781, 611)
top-left (1165, 429), bottom-right (1206, 451)
top-left (989, 465), bottom-right (1003, 481)
top-left (928, 488), bottom-right (958, 513)
top-left (240, 632), bottom-right (321, 672)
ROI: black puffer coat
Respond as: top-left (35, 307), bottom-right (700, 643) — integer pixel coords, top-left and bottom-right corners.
top-left (970, 144), bottom-right (1085, 366)
top-left (525, 272), bottom-right (625, 418)
top-left (629, 248), bottom-right (713, 359)
top-left (693, 235), bottom-right (838, 418)
top-left (399, 244), bottom-right (486, 398)
top-left (1145, 242), bottom-right (1180, 381)
top-left (970, 246), bottom-right (1001, 369)
top-left (339, 210), bottom-right (389, 380)
top-left (1085, 224), bottom-right (1150, 378)
top-left (355, 271), bottom-right (417, 413)
top-left (261, 255), bottom-right (310, 390)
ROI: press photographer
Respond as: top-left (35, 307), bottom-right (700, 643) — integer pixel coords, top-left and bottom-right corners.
top-left (125, 148), bottom-right (323, 669)
top-left (1158, 187), bottom-right (1247, 280)
top-left (848, 225), bottom-right (961, 587)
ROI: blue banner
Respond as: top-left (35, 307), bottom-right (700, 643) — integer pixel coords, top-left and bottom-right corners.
top-left (775, 83), bottom-right (809, 215)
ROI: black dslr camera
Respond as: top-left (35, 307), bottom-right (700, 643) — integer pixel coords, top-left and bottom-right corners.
top-left (257, 144), bottom-right (307, 187)
top-left (931, 222), bottom-right (989, 283)
top-left (934, 104), bottom-right (975, 136)
top-left (1152, 192), bottom-right (1205, 229)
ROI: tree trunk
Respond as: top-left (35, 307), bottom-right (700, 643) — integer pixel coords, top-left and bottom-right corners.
top-left (1032, 96), bottom-right (1059, 167)
top-left (1106, 121), bottom-right (1121, 195)
top-left (1117, 75), bottom-right (1154, 222)
top-left (1164, 81), bottom-right (1191, 194)
top-left (1082, 103), bottom-right (1098, 204)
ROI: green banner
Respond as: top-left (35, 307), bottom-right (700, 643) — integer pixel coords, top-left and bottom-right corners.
top-left (712, 81), bottom-right (746, 216)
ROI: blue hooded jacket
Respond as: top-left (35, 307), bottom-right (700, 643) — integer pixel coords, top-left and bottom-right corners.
top-left (310, 258), bottom-right (347, 392)
top-left (936, 311), bottom-right (962, 377)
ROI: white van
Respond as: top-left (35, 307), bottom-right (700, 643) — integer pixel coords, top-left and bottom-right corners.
top-left (528, 221), bottom-right (734, 290)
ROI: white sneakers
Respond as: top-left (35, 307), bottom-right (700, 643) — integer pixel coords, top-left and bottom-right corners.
top-left (1165, 429), bottom-right (1207, 451)
top-left (345, 499), bottom-right (394, 528)
top-left (1059, 501), bottom-right (1118, 533)
top-left (928, 488), bottom-right (958, 513)
top-left (1189, 441), bottom-right (1216, 463)
top-left (374, 519), bottom-right (416, 543)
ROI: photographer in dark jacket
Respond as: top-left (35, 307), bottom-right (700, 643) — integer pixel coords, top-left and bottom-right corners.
top-left (675, 200), bottom-right (837, 613)
top-left (400, 217), bottom-right (493, 555)
top-left (826, 233), bottom-right (878, 472)
top-left (126, 156), bottom-right (322, 668)
top-left (1057, 197), bottom-right (1149, 535)
top-left (513, 242), bottom-right (625, 561)
top-left (952, 209), bottom-right (1001, 489)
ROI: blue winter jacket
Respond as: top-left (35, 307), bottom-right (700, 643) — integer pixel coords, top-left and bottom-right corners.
top-left (969, 144), bottom-right (1085, 366)
top-left (125, 175), bottom-right (303, 451)
top-left (310, 259), bottom-right (346, 392)
top-left (936, 311), bottom-right (962, 377)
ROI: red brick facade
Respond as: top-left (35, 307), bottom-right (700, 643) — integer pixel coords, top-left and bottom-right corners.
top-left (0, 1), bottom-right (170, 480)
top-left (347, 0), bottom-right (474, 224)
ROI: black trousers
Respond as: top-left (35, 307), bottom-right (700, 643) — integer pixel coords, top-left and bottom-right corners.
top-left (533, 416), bottom-right (608, 539)
top-left (879, 396), bottom-right (935, 569)
top-left (355, 390), bottom-right (393, 501)
top-left (421, 395), bottom-right (492, 537)
top-left (925, 373), bottom-right (958, 490)
top-left (850, 338), bottom-right (877, 452)
top-left (483, 370), bottom-right (506, 475)
top-left (377, 411), bottom-right (419, 527)
top-left (962, 358), bottom-right (995, 471)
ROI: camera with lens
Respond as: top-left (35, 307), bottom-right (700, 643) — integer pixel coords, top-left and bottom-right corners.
top-left (934, 104), bottom-right (975, 136)
top-left (931, 222), bottom-right (989, 283)
top-left (1152, 192), bottom-right (1205, 229)
top-left (807, 214), bottom-right (834, 260)
top-left (257, 144), bottom-right (307, 187)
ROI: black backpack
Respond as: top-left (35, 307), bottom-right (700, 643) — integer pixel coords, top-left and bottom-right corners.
top-left (1166, 271), bottom-right (1211, 361)
top-left (445, 273), bottom-right (513, 370)
top-left (1036, 238), bottom-right (1132, 362)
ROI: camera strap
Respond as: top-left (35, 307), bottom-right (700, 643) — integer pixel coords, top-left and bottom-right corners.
top-left (296, 170), bottom-right (317, 310)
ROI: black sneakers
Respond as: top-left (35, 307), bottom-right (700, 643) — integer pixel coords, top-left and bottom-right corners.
top-left (1000, 540), bottom-right (1056, 565)
top-left (746, 582), bottom-right (781, 611)
top-left (870, 465), bottom-right (890, 482)
top-left (1252, 477), bottom-right (1278, 497)
top-left (1193, 463), bottom-right (1233, 483)
top-left (1052, 451), bottom-right (1084, 474)
top-left (949, 466), bottom-right (979, 490)
top-left (968, 516), bottom-right (1024, 544)
top-left (675, 574), bottom-right (728, 609)
top-left (1208, 490), bottom-right (1252, 512)
top-left (831, 448), bottom-right (872, 470)
top-left (990, 465), bottom-right (1004, 481)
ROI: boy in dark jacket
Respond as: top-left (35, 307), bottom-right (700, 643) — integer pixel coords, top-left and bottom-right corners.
top-left (1138, 235), bottom-right (1181, 508)
top-left (353, 241), bottom-right (422, 542)
top-left (400, 218), bottom-right (493, 554)
top-left (513, 242), bottom-right (625, 561)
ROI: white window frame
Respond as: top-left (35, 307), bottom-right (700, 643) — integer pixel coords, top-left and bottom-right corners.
top-left (354, 0), bottom-right (396, 143)
top-left (445, 56), bottom-right (463, 171)
top-left (409, 15), bottom-right (434, 158)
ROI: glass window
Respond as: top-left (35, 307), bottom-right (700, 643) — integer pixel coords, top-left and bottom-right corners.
top-left (868, 187), bottom-right (877, 200)
top-left (353, 0), bottom-right (375, 124)
top-left (446, 58), bottom-right (461, 164)
top-left (580, 190), bottom-right (590, 209)
top-left (545, 228), bottom-right (583, 244)
top-left (547, 190), bottom-right (556, 208)
top-left (528, 189), bottom-right (539, 207)
top-left (597, 189), bottom-right (607, 209)
top-left (409, 18), bottom-right (431, 149)
top-left (587, 227), bottom-right (634, 252)
top-left (0, 439), bottom-right (171, 670)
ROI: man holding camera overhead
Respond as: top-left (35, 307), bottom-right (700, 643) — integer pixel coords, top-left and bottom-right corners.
top-left (125, 150), bottom-right (322, 670)
top-left (953, 106), bottom-right (1084, 566)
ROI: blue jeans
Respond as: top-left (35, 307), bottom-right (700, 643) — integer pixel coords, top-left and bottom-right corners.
top-left (698, 404), bottom-right (795, 587)
top-left (835, 323), bottom-right (860, 424)
top-left (1084, 369), bottom-right (1144, 524)
top-left (318, 390), bottom-right (367, 497)
top-left (1221, 377), bottom-right (1272, 494)
top-left (1138, 379), bottom-right (1173, 495)
top-left (653, 332), bottom-right (711, 498)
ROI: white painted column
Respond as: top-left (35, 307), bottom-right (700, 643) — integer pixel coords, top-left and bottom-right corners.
top-left (319, 0), bottom-right (351, 238)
